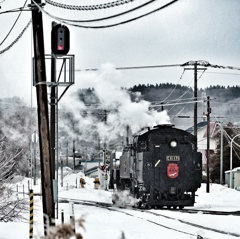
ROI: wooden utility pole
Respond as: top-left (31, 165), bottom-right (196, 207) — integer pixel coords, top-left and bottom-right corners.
top-left (31, 0), bottom-right (55, 233)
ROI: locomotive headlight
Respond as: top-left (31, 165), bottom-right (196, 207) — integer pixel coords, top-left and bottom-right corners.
top-left (170, 140), bottom-right (178, 148)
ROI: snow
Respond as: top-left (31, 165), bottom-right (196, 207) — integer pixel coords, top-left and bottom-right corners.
top-left (1, 169), bottom-right (240, 239)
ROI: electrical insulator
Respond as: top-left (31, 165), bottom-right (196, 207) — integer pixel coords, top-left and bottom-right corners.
top-left (51, 24), bottom-right (70, 55)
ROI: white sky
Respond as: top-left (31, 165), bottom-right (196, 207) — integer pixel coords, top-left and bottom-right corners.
top-left (1, 170), bottom-right (240, 238)
top-left (1, 0), bottom-right (240, 105)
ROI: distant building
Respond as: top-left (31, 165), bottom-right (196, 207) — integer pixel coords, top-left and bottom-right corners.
top-left (186, 121), bottom-right (218, 172)
top-left (225, 167), bottom-right (240, 189)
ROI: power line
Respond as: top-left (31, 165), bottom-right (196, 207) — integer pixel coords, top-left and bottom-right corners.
top-left (47, 0), bottom-right (157, 23)
top-left (75, 62), bottom-right (240, 72)
top-left (150, 99), bottom-right (204, 108)
top-left (166, 69), bottom-right (201, 113)
top-left (213, 101), bottom-right (240, 105)
top-left (0, 7), bottom-right (31, 15)
top-left (0, 19), bottom-right (32, 55)
top-left (0, 0), bottom-right (28, 46)
top-left (46, 0), bottom-right (136, 11)
top-left (76, 63), bottom-right (182, 72)
top-left (206, 71), bottom-right (240, 76)
top-left (34, 0), bottom-right (180, 29)
top-left (151, 97), bottom-right (203, 104)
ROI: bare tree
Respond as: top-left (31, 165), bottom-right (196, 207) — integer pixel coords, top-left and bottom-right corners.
top-left (0, 137), bottom-right (28, 222)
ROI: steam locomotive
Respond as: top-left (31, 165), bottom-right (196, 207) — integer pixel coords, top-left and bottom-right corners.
top-left (109, 124), bottom-right (202, 209)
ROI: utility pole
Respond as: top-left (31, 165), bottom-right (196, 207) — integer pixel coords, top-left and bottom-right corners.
top-left (194, 62), bottom-right (198, 137)
top-left (31, 0), bottom-right (55, 233)
top-left (206, 96), bottom-right (211, 193)
top-left (220, 121), bottom-right (223, 184)
top-left (184, 61), bottom-right (206, 137)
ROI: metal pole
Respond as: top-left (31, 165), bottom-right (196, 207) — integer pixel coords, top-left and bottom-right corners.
top-left (73, 139), bottom-right (75, 170)
top-left (206, 96), bottom-right (210, 193)
top-left (220, 121), bottom-right (223, 184)
top-left (61, 152), bottom-right (63, 187)
top-left (194, 62), bottom-right (197, 137)
top-left (50, 57), bottom-right (56, 179)
top-left (66, 140), bottom-right (68, 166)
top-left (230, 140), bottom-right (233, 188)
top-left (98, 136), bottom-right (101, 167)
top-left (230, 133), bottom-right (240, 188)
top-left (55, 86), bottom-right (59, 219)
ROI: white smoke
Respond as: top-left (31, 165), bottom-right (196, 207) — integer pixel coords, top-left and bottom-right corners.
top-left (60, 63), bottom-right (170, 143)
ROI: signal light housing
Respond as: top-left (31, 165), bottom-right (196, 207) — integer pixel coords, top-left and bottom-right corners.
top-left (51, 24), bottom-right (70, 55)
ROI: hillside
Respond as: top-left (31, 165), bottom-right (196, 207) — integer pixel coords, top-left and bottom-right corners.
top-left (129, 84), bottom-right (240, 128)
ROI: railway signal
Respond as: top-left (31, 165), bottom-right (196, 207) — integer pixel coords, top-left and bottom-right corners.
top-left (51, 24), bottom-right (70, 55)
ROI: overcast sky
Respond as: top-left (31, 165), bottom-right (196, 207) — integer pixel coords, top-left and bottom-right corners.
top-left (0, 0), bottom-right (240, 105)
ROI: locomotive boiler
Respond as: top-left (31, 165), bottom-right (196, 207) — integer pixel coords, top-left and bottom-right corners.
top-left (109, 124), bottom-right (202, 209)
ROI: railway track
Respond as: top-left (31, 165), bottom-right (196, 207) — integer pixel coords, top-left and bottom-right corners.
top-left (180, 208), bottom-right (240, 216)
top-left (134, 208), bottom-right (240, 238)
top-left (59, 197), bottom-right (240, 238)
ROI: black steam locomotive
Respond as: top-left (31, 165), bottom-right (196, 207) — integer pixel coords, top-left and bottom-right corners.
top-left (109, 124), bottom-right (202, 209)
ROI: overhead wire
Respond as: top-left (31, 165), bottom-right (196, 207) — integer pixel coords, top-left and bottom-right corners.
top-left (208, 114), bottom-right (240, 160)
top-left (213, 102), bottom-right (240, 105)
top-left (0, 7), bottom-right (31, 15)
top-left (33, 0), bottom-right (180, 29)
top-left (0, 0), bottom-right (28, 46)
top-left (47, 0), bottom-right (158, 23)
top-left (0, 19), bottom-right (32, 55)
top-left (150, 99), bottom-right (204, 108)
top-left (165, 71), bottom-right (193, 113)
top-left (76, 64), bottom-right (182, 72)
top-left (168, 68), bottom-right (206, 114)
top-left (46, 0), bottom-right (136, 11)
top-left (75, 62), bottom-right (240, 72)
top-left (161, 68), bottom-right (186, 103)
top-left (223, 130), bottom-right (240, 160)
top-left (206, 71), bottom-right (240, 76)
top-left (151, 97), bottom-right (203, 104)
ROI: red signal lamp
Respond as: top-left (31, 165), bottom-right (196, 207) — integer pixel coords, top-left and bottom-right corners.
top-left (51, 24), bottom-right (70, 55)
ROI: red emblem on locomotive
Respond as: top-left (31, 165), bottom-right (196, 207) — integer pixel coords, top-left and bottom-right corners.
top-left (167, 163), bottom-right (179, 179)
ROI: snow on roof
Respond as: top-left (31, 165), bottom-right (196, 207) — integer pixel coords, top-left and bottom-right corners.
top-left (186, 121), bottom-right (217, 138)
top-left (225, 167), bottom-right (240, 173)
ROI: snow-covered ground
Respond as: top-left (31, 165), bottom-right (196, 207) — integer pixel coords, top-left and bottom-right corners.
top-left (1, 169), bottom-right (240, 239)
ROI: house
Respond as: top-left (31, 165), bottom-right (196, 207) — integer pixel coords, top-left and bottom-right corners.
top-left (186, 121), bottom-right (218, 171)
